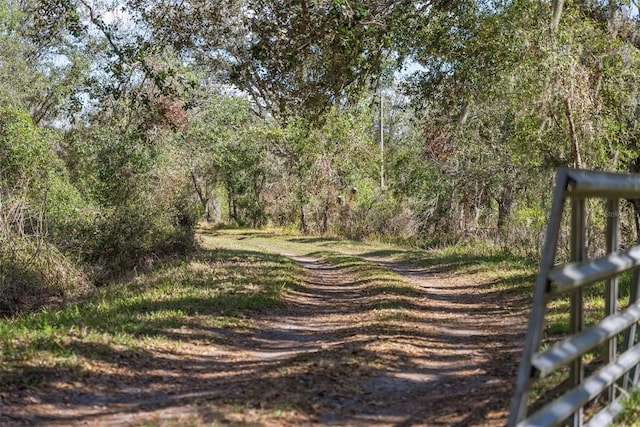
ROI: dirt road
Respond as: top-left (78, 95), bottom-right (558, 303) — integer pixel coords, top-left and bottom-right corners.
top-left (0, 234), bottom-right (529, 426)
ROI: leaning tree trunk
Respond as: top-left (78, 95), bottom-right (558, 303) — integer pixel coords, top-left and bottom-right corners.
top-left (189, 167), bottom-right (212, 220)
top-left (300, 205), bottom-right (308, 234)
top-left (497, 184), bottom-right (515, 236)
top-left (564, 97), bottom-right (583, 169)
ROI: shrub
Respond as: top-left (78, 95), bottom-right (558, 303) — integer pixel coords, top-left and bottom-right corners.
top-left (58, 124), bottom-right (199, 282)
top-left (0, 106), bottom-right (91, 315)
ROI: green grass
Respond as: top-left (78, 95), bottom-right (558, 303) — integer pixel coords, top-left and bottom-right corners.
top-left (0, 244), bottom-right (305, 388)
top-left (199, 226), bottom-right (537, 295)
top-left (616, 389), bottom-right (640, 426)
top-left (198, 229), bottom-right (437, 318)
top-left (199, 227), bottom-right (640, 424)
top-left (7, 225), bottom-right (640, 424)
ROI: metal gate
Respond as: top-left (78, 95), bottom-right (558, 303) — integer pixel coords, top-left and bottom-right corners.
top-left (509, 168), bottom-right (640, 427)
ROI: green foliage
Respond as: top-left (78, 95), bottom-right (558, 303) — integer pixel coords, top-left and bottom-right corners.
top-left (0, 107), bottom-right (50, 186)
top-left (263, 105), bottom-right (382, 236)
top-left (0, 107), bottom-right (87, 233)
top-left (399, 0), bottom-right (640, 249)
top-left (617, 390), bottom-right (640, 426)
top-left (181, 92), bottom-right (271, 226)
top-left (61, 124), bottom-right (197, 280)
top-left (0, 106), bottom-right (91, 315)
top-left (0, 241), bottom-right (304, 386)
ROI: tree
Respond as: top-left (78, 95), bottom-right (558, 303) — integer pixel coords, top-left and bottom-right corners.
top-left (126, 0), bottom-right (460, 121)
top-left (401, 0), bottom-right (640, 246)
top-left (180, 90), bottom-right (268, 224)
top-left (0, 0), bottom-right (89, 126)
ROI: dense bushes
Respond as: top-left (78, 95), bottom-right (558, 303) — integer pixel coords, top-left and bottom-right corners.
top-left (0, 235), bottom-right (90, 316)
top-left (0, 106), bottom-right (197, 315)
top-left (0, 107), bottom-right (90, 315)
top-left (61, 126), bottom-right (198, 282)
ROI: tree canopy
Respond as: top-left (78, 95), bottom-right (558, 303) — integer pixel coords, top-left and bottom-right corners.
top-left (2, 0), bottom-right (640, 312)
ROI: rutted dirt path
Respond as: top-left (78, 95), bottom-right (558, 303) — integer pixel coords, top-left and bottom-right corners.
top-left (356, 255), bottom-right (529, 423)
top-left (0, 236), bottom-right (529, 426)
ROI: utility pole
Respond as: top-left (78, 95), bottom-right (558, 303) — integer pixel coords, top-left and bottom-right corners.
top-left (379, 90), bottom-right (385, 189)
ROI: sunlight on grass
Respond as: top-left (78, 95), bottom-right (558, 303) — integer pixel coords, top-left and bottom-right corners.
top-left (202, 225), bottom-right (538, 299)
top-left (0, 242), bottom-right (306, 388)
top-left (9, 225), bottom-right (633, 424)
top-left (615, 390), bottom-right (640, 426)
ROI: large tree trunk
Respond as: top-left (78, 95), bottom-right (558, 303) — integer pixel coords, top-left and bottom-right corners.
top-left (607, 0), bottom-right (620, 36)
top-left (206, 197), bottom-right (221, 223)
top-left (551, 0), bottom-right (565, 32)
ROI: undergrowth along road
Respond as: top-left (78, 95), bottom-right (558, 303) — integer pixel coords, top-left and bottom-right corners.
top-left (1, 226), bottom-right (541, 426)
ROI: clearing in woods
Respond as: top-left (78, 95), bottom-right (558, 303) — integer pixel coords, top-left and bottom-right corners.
top-left (0, 227), bottom-right (534, 426)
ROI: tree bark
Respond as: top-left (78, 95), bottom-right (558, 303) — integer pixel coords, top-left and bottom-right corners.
top-left (227, 186), bottom-right (235, 223)
top-left (189, 166), bottom-right (212, 221)
top-left (320, 200), bottom-right (330, 235)
top-left (300, 205), bottom-right (308, 234)
top-left (632, 199), bottom-right (640, 244)
top-left (497, 184), bottom-right (515, 234)
top-left (551, 0), bottom-right (565, 32)
top-left (607, 0), bottom-right (620, 36)
top-left (564, 97), bottom-right (583, 169)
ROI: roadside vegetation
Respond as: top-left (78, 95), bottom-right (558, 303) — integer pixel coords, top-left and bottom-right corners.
top-left (0, 233), bottom-right (305, 390)
top-left (3, 225), bottom-right (640, 423)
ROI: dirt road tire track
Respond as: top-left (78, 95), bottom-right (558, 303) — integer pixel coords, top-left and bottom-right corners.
top-left (0, 243), bottom-right (528, 426)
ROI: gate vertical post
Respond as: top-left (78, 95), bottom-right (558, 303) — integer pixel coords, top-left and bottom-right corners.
top-left (605, 198), bottom-right (619, 402)
top-left (569, 197), bottom-right (586, 427)
top-left (623, 268), bottom-right (640, 389)
top-left (507, 170), bottom-right (569, 427)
